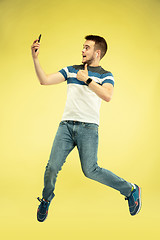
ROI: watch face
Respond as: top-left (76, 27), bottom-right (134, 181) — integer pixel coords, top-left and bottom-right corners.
top-left (86, 78), bottom-right (92, 85)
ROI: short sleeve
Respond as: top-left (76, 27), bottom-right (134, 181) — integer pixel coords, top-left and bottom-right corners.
top-left (101, 72), bottom-right (115, 87)
top-left (59, 67), bottom-right (69, 81)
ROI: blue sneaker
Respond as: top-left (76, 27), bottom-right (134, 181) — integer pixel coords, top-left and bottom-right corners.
top-left (37, 197), bottom-right (50, 222)
top-left (125, 184), bottom-right (141, 216)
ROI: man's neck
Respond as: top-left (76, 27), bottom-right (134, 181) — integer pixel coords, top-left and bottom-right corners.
top-left (89, 64), bottom-right (100, 67)
top-left (88, 59), bottom-right (100, 67)
top-left (82, 59), bottom-right (100, 67)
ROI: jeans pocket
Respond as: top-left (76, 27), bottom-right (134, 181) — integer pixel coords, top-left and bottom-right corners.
top-left (83, 123), bottom-right (99, 135)
top-left (84, 123), bottom-right (98, 128)
top-left (59, 121), bottom-right (67, 126)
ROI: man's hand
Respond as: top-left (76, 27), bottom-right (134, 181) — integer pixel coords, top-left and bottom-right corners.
top-left (77, 64), bottom-right (88, 82)
top-left (31, 39), bottom-right (40, 59)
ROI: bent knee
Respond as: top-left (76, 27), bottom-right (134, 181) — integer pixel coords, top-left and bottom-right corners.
top-left (82, 166), bottom-right (100, 179)
top-left (83, 169), bottom-right (91, 178)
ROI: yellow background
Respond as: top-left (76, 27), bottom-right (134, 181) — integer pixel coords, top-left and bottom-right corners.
top-left (0, 0), bottom-right (160, 239)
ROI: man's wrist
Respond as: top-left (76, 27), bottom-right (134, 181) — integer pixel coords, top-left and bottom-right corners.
top-left (86, 78), bottom-right (92, 86)
top-left (33, 56), bottom-right (38, 61)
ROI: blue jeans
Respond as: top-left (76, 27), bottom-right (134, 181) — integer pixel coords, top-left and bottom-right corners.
top-left (42, 121), bottom-right (132, 201)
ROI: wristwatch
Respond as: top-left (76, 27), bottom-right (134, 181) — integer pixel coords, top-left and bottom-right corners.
top-left (86, 78), bottom-right (92, 86)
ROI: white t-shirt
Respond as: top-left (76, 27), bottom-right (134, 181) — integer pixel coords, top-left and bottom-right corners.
top-left (59, 64), bottom-right (114, 125)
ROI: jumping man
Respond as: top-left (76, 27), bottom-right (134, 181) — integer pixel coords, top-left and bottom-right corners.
top-left (31, 35), bottom-right (141, 222)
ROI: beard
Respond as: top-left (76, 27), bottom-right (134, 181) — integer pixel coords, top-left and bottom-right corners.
top-left (82, 56), bottom-right (95, 66)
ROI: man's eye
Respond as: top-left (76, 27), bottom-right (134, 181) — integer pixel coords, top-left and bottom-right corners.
top-left (82, 46), bottom-right (89, 50)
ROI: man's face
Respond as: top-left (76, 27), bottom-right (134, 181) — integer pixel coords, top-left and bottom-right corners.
top-left (82, 40), bottom-right (97, 65)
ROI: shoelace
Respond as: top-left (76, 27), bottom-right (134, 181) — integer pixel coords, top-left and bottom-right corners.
top-left (37, 197), bottom-right (43, 203)
top-left (37, 197), bottom-right (49, 209)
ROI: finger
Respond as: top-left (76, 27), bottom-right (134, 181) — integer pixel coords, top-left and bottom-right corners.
top-left (31, 43), bottom-right (40, 48)
top-left (31, 46), bottom-right (39, 51)
top-left (33, 39), bottom-right (39, 44)
top-left (34, 43), bottom-right (40, 47)
top-left (84, 63), bottom-right (88, 71)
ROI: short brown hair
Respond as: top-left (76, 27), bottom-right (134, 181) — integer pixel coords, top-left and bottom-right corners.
top-left (85, 35), bottom-right (108, 59)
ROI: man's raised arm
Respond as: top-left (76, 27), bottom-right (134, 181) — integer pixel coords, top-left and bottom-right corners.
top-left (31, 38), bottom-right (65, 85)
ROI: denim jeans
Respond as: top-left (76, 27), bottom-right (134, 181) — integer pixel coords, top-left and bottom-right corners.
top-left (42, 121), bottom-right (132, 201)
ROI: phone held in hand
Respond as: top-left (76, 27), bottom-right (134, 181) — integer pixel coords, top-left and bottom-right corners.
top-left (35, 34), bottom-right (41, 52)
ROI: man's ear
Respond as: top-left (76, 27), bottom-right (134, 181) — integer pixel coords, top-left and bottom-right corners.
top-left (96, 50), bottom-right (101, 58)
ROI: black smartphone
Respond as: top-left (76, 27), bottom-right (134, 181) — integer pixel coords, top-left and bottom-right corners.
top-left (35, 34), bottom-right (41, 52)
